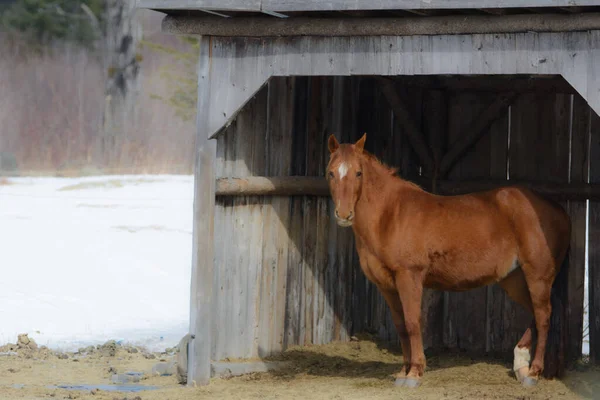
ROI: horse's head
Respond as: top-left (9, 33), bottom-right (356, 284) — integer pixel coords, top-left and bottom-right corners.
top-left (326, 133), bottom-right (367, 228)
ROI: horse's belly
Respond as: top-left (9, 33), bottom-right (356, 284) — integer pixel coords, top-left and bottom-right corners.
top-left (423, 252), bottom-right (518, 292)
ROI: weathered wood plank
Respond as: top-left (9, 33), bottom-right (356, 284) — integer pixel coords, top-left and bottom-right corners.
top-left (587, 30), bottom-right (600, 363)
top-left (212, 119), bottom-right (227, 362)
top-left (589, 110), bottom-right (600, 363)
top-left (211, 85), bottom-right (270, 361)
top-left (162, 13), bottom-right (600, 37)
top-left (284, 76), bottom-right (309, 349)
top-left (310, 76), bottom-right (331, 345)
top-left (377, 78), bottom-right (434, 175)
top-left (566, 94), bottom-right (590, 362)
top-left (138, 0), bottom-right (600, 12)
top-left (136, 0), bottom-right (262, 11)
top-left (257, 77), bottom-right (294, 356)
top-left (543, 92), bottom-right (573, 377)
top-left (444, 92), bottom-right (493, 352)
top-left (299, 76), bottom-right (323, 345)
top-left (485, 94), bottom-right (510, 354)
top-left (189, 36), bottom-right (217, 387)
top-left (261, 0), bottom-right (600, 12)
top-left (201, 33), bottom-right (599, 141)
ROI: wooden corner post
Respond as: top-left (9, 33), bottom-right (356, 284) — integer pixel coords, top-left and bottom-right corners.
top-left (188, 35), bottom-right (216, 386)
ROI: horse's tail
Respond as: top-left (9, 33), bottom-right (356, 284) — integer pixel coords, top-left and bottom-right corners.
top-left (543, 245), bottom-right (570, 379)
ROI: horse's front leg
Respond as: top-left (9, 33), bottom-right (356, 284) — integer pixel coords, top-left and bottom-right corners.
top-left (395, 270), bottom-right (425, 387)
top-left (377, 288), bottom-right (411, 379)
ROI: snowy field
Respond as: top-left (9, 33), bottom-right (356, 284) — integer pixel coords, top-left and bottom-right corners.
top-left (0, 175), bottom-right (193, 352)
top-left (0, 175), bottom-right (590, 355)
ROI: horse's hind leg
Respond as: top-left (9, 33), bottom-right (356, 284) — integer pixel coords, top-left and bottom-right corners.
top-left (520, 263), bottom-right (554, 381)
top-left (498, 268), bottom-right (536, 385)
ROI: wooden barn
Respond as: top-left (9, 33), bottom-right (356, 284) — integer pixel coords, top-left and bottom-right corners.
top-left (137, 0), bottom-right (600, 387)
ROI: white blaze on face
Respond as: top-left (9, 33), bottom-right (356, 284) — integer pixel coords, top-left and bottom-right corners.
top-left (338, 162), bottom-right (349, 179)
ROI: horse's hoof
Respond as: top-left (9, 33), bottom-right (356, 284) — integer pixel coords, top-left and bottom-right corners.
top-left (403, 378), bottom-right (421, 388)
top-left (521, 376), bottom-right (538, 387)
top-left (394, 377), bottom-right (407, 387)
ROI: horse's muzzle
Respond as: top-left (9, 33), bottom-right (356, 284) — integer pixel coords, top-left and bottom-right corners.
top-left (335, 209), bottom-right (354, 227)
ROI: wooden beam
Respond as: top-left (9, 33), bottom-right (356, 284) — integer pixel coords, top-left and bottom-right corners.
top-left (214, 176), bottom-right (600, 201)
top-left (137, 0), bottom-right (600, 12)
top-left (402, 9), bottom-right (432, 16)
top-left (162, 13), bottom-right (600, 36)
top-left (188, 36), bottom-right (216, 387)
top-left (479, 8), bottom-right (509, 15)
top-left (421, 179), bottom-right (600, 201)
top-left (389, 75), bottom-right (577, 94)
top-left (439, 93), bottom-right (517, 177)
top-left (217, 176), bottom-right (329, 196)
top-left (262, 0), bottom-right (600, 11)
top-left (559, 7), bottom-right (586, 13)
top-left (135, 0), bottom-right (262, 12)
top-left (376, 77), bottom-right (435, 174)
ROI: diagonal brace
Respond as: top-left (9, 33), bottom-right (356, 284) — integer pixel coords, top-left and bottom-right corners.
top-left (377, 77), bottom-right (435, 174)
top-left (439, 93), bottom-right (518, 177)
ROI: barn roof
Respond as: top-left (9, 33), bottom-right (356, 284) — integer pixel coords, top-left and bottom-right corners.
top-left (136, 0), bottom-right (600, 18)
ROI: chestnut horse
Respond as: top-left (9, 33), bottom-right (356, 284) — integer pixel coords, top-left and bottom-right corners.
top-left (326, 134), bottom-right (571, 388)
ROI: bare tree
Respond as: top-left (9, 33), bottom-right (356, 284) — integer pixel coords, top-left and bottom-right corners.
top-left (101, 0), bottom-right (141, 167)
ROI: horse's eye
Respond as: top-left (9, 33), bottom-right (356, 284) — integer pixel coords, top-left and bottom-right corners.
top-left (329, 171), bottom-right (334, 179)
top-left (356, 171), bottom-right (362, 177)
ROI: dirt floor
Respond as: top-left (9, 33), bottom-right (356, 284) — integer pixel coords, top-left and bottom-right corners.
top-left (1, 334), bottom-right (598, 400)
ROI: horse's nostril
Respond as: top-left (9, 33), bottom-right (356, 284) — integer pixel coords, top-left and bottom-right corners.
top-left (348, 212), bottom-right (354, 220)
top-left (335, 209), bottom-right (340, 218)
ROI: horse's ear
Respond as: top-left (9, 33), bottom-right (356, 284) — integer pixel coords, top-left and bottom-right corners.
top-left (328, 134), bottom-right (340, 154)
top-left (354, 133), bottom-right (367, 152)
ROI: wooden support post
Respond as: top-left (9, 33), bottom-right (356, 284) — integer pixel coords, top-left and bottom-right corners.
top-left (439, 93), bottom-right (517, 177)
top-left (589, 111), bottom-right (600, 364)
top-left (188, 36), bottom-right (216, 387)
top-left (377, 77), bottom-right (435, 174)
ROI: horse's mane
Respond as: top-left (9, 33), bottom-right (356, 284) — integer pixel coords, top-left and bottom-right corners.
top-left (359, 149), bottom-right (424, 191)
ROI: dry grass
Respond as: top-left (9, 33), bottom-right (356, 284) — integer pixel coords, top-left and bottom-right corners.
top-left (0, 10), bottom-right (197, 176)
top-left (0, 336), bottom-right (597, 400)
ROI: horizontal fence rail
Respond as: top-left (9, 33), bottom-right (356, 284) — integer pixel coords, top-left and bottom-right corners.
top-left (216, 175), bottom-right (600, 201)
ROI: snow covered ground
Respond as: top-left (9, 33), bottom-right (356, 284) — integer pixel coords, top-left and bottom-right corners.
top-left (0, 175), bottom-right (193, 352)
top-left (0, 174), bottom-right (591, 355)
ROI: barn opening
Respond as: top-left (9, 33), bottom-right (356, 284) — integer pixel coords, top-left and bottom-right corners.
top-left (211, 73), bottom-right (597, 364)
